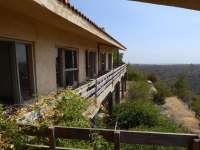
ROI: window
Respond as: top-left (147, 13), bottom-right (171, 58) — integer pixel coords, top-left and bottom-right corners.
top-left (0, 40), bottom-right (35, 104)
top-left (55, 48), bottom-right (78, 88)
top-left (65, 50), bottom-right (78, 86)
top-left (108, 53), bottom-right (112, 70)
top-left (100, 53), bottom-right (106, 74)
top-left (16, 43), bottom-right (35, 101)
top-left (85, 50), bottom-right (96, 78)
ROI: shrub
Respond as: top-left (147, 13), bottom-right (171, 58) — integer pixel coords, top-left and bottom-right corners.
top-left (172, 74), bottom-right (190, 100)
top-left (190, 95), bottom-right (200, 117)
top-left (111, 101), bottom-right (159, 129)
top-left (0, 106), bottom-right (24, 150)
top-left (128, 81), bottom-right (151, 101)
top-left (153, 80), bottom-right (172, 105)
top-left (53, 91), bottom-right (90, 128)
top-left (127, 64), bottom-right (146, 81)
top-left (147, 73), bottom-right (159, 83)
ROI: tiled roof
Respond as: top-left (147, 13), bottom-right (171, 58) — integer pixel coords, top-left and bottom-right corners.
top-left (57, 0), bottom-right (126, 49)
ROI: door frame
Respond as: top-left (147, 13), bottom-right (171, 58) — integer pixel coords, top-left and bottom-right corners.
top-left (0, 37), bottom-right (37, 104)
top-left (55, 46), bottom-right (79, 88)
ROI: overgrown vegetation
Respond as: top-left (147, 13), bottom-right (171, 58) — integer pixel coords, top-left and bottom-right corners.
top-left (128, 81), bottom-right (151, 101)
top-left (153, 80), bottom-right (172, 105)
top-left (1, 64), bottom-right (194, 150)
top-left (110, 66), bottom-right (185, 150)
top-left (127, 64), bottom-right (146, 81)
top-left (0, 106), bottom-right (24, 150)
top-left (0, 91), bottom-right (92, 149)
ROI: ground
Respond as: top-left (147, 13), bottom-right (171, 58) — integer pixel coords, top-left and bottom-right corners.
top-left (162, 96), bottom-right (200, 135)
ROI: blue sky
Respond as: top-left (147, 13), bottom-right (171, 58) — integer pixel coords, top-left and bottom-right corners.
top-left (70, 0), bottom-right (200, 64)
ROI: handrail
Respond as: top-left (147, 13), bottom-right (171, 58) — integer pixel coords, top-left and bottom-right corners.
top-left (21, 125), bottom-right (200, 150)
top-left (76, 64), bottom-right (127, 99)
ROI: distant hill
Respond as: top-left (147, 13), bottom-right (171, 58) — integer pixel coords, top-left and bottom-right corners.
top-left (133, 64), bottom-right (200, 94)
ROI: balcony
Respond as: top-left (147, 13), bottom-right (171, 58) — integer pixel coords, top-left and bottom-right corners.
top-left (76, 64), bottom-right (127, 100)
top-left (76, 64), bottom-right (127, 118)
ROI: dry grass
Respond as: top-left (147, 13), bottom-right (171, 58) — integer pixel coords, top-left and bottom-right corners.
top-left (163, 97), bottom-right (200, 135)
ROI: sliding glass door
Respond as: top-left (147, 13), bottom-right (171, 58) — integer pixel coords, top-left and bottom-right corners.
top-left (85, 50), bottom-right (97, 78)
top-left (0, 40), bottom-right (35, 104)
top-left (16, 43), bottom-right (34, 101)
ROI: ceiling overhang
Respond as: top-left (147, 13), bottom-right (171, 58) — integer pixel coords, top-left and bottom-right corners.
top-left (131, 0), bottom-right (200, 11)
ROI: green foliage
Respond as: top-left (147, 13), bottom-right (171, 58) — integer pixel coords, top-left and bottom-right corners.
top-left (113, 51), bottom-right (124, 65)
top-left (111, 101), bottom-right (160, 129)
top-left (127, 64), bottom-right (146, 81)
top-left (34, 91), bottom-right (91, 149)
top-left (147, 73), bottom-right (159, 83)
top-left (54, 91), bottom-right (90, 128)
top-left (110, 100), bottom-right (184, 150)
top-left (172, 74), bottom-right (190, 101)
top-left (91, 132), bottom-right (114, 150)
top-left (0, 106), bottom-right (24, 150)
top-left (128, 81), bottom-right (151, 101)
top-left (190, 95), bottom-right (200, 117)
top-left (153, 80), bottom-right (172, 105)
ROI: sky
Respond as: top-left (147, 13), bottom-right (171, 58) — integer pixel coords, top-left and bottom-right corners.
top-left (70, 0), bottom-right (200, 64)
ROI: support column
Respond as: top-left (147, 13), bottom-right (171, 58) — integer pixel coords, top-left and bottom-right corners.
top-left (121, 78), bottom-right (124, 99)
top-left (108, 92), bottom-right (113, 114)
top-left (117, 50), bottom-right (119, 67)
top-left (115, 82), bottom-right (120, 104)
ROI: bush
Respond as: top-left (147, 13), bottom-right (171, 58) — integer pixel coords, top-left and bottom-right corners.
top-left (0, 106), bottom-right (24, 150)
top-left (128, 81), bottom-right (151, 101)
top-left (127, 64), bottom-right (146, 81)
top-left (111, 101), bottom-right (159, 129)
top-left (172, 74), bottom-right (190, 100)
top-left (53, 91), bottom-right (90, 128)
top-left (153, 80), bottom-right (172, 105)
top-left (147, 73), bottom-right (158, 83)
top-left (190, 95), bottom-right (200, 117)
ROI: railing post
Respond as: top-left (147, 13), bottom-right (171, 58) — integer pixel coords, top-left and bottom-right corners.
top-left (192, 139), bottom-right (200, 150)
top-left (114, 131), bottom-right (120, 150)
top-left (48, 127), bottom-right (56, 150)
top-left (95, 78), bottom-right (98, 98)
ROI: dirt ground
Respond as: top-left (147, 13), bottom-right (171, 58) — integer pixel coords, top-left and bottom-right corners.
top-left (163, 97), bottom-right (200, 135)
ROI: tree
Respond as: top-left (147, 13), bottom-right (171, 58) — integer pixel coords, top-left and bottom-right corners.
top-left (127, 64), bottom-right (146, 81)
top-left (113, 51), bottom-right (124, 66)
top-left (147, 73), bottom-right (158, 83)
top-left (153, 80), bottom-right (172, 105)
top-left (173, 73), bottom-right (190, 102)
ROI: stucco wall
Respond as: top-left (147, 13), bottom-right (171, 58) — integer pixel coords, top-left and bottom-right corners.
top-left (0, 7), bottom-right (115, 95)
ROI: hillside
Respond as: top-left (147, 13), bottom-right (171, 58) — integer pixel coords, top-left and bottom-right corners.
top-left (133, 64), bottom-right (200, 94)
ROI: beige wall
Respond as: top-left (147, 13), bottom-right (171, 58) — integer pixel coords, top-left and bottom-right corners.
top-left (0, 7), bottom-right (115, 95)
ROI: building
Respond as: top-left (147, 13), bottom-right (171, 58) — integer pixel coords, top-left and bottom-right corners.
top-left (0, 0), bottom-right (127, 106)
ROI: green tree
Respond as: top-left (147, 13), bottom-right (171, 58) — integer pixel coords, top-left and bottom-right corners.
top-left (153, 80), bottom-right (172, 105)
top-left (113, 51), bottom-right (124, 66)
top-left (127, 64), bottom-right (146, 81)
top-left (128, 81), bottom-right (151, 101)
top-left (147, 73), bottom-right (159, 83)
top-left (110, 101), bottom-right (159, 129)
top-left (173, 73), bottom-right (190, 102)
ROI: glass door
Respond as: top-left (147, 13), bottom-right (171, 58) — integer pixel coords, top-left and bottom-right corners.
top-left (15, 43), bottom-right (34, 102)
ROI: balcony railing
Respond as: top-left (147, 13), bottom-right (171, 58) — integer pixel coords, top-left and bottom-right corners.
top-left (76, 64), bottom-right (127, 99)
top-left (21, 125), bottom-right (200, 150)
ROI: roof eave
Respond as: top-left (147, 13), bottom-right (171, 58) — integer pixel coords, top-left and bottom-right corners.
top-left (33, 0), bottom-right (126, 50)
top-left (131, 0), bottom-right (200, 11)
